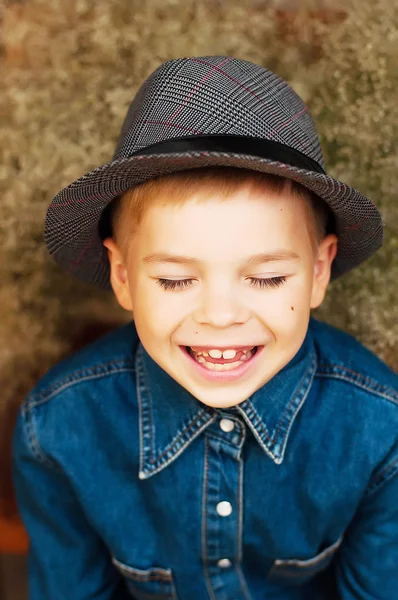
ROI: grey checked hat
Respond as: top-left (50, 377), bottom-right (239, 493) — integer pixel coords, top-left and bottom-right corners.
top-left (45, 56), bottom-right (383, 288)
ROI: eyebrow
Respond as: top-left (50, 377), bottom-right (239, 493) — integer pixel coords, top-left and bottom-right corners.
top-left (142, 250), bottom-right (300, 266)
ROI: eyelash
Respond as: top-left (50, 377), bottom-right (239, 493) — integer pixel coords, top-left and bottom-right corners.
top-left (156, 276), bottom-right (287, 291)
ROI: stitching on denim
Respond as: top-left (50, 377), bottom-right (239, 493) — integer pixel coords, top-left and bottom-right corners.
top-left (22, 401), bottom-right (61, 469)
top-left (29, 368), bottom-right (136, 409)
top-left (202, 437), bottom-right (217, 600)
top-left (136, 352), bottom-right (146, 479)
top-left (141, 352), bottom-right (207, 464)
top-left (270, 355), bottom-right (316, 446)
top-left (137, 346), bottom-right (216, 471)
top-left (141, 357), bottom-right (155, 465)
top-left (237, 437), bottom-right (243, 564)
top-left (238, 406), bottom-right (277, 461)
top-left (279, 355), bottom-right (317, 460)
top-left (243, 401), bottom-right (274, 445)
top-left (237, 563), bottom-right (252, 600)
top-left (317, 363), bottom-right (398, 405)
top-left (273, 536), bottom-right (343, 569)
top-left (365, 458), bottom-right (398, 496)
top-left (246, 354), bottom-right (316, 448)
top-left (149, 411), bottom-right (211, 465)
top-left (236, 446), bottom-right (253, 600)
top-left (144, 416), bottom-right (215, 477)
top-left (28, 360), bottom-right (135, 407)
top-left (111, 557), bottom-right (173, 581)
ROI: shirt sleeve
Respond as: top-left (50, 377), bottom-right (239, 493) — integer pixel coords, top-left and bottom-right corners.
top-left (334, 456), bottom-right (398, 599)
top-left (12, 408), bottom-right (131, 600)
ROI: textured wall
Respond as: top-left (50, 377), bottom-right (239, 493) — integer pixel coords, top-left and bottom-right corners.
top-left (1, 0), bottom-right (397, 420)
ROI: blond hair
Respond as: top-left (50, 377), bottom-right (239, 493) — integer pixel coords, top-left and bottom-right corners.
top-left (105, 168), bottom-right (333, 256)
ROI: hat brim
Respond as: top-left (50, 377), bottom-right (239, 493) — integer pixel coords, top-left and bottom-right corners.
top-left (44, 151), bottom-right (383, 289)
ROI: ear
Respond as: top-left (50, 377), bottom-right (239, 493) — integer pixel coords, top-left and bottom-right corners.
top-left (310, 233), bottom-right (338, 309)
top-left (103, 238), bottom-right (133, 312)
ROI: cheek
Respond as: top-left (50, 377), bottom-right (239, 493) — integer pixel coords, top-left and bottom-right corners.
top-left (131, 278), bottom-right (185, 329)
top-left (258, 281), bottom-right (311, 328)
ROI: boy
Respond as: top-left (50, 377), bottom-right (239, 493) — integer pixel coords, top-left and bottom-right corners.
top-left (12, 56), bottom-right (397, 599)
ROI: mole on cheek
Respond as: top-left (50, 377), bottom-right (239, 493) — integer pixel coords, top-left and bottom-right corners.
top-left (291, 306), bottom-right (294, 311)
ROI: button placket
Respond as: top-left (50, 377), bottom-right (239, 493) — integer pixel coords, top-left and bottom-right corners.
top-left (202, 419), bottom-right (251, 599)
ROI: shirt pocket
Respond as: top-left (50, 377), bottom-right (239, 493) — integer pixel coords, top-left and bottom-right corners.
top-left (267, 536), bottom-right (343, 585)
top-left (112, 557), bottom-right (178, 599)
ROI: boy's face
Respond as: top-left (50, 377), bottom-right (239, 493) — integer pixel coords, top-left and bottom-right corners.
top-left (104, 181), bottom-right (337, 409)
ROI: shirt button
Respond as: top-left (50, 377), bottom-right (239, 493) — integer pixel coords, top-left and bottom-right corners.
top-left (217, 558), bottom-right (232, 568)
top-left (216, 501), bottom-right (233, 516)
top-left (219, 418), bottom-right (235, 432)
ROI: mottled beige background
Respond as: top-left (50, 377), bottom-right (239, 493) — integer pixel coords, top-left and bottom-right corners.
top-left (1, 0), bottom-right (397, 420)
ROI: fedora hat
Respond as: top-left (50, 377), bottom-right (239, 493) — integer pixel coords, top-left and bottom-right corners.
top-left (44, 56), bottom-right (383, 288)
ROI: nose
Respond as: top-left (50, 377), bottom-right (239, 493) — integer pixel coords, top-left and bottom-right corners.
top-left (192, 280), bottom-right (250, 328)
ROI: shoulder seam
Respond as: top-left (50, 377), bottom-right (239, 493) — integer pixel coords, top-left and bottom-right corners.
top-left (316, 363), bottom-right (398, 405)
top-left (27, 359), bottom-right (135, 409)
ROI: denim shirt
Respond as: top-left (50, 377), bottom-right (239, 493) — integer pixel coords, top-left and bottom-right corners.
top-left (12, 317), bottom-right (398, 600)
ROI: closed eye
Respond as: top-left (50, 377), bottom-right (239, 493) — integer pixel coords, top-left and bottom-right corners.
top-left (249, 276), bottom-right (287, 289)
top-left (156, 276), bottom-right (287, 291)
top-left (156, 278), bottom-right (195, 291)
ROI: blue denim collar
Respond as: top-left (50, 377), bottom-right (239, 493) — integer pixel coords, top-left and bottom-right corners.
top-left (136, 321), bottom-right (317, 479)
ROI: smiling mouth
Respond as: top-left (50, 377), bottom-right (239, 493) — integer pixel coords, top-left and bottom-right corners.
top-left (185, 345), bottom-right (259, 369)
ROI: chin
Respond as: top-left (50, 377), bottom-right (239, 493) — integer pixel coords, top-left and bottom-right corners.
top-left (192, 392), bottom-right (248, 410)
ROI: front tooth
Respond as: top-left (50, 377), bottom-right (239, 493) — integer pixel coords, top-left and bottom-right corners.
top-left (222, 349), bottom-right (237, 359)
top-left (208, 349), bottom-right (223, 358)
